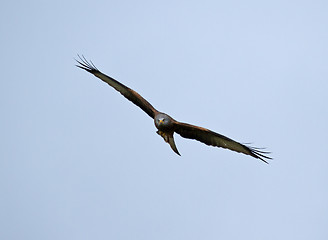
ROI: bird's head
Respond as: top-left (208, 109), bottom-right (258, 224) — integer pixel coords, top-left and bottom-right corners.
top-left (154, 113), bottom-right (173, 130)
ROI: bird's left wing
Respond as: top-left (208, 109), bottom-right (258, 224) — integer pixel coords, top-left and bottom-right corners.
top-left (174, 121), bottom-right (271, 163)
top-left (76, 55), bottom-right (158, 119)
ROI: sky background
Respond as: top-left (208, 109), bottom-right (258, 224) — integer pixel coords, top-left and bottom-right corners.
top-left (1, 0), bottom-right (328, 239)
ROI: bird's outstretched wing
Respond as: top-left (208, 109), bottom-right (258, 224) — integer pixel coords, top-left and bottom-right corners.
top-left (75, 55), bottom-right (159, 119)
top-left (174, 122), bottom-right (271, 163)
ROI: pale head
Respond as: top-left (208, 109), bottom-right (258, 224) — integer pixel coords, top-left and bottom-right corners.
top-left (154, 113), bottom-right (174, 130)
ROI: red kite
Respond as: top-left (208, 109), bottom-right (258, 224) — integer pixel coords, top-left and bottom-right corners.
top-left (76, 56), bottom-right (271, 163)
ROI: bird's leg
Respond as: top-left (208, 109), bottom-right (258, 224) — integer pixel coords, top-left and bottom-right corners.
top-left (156, 130), bottom-right (169, 143)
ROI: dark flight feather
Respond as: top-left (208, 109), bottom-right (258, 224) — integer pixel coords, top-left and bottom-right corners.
top-left (174, 122), bottom-right (271, 163)
top-left (75, 55), bottom-right (158, 119)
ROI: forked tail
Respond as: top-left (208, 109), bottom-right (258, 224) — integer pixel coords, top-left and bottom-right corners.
top-left (157, 131), bottom-right (181, 156)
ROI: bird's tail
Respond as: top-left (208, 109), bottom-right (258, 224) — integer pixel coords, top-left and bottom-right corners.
top-left (157, 131), bottom-right (181, 156)
top-left (168, 134), bottom-right (180, 156)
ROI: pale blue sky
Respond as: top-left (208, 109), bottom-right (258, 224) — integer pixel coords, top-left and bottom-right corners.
top-left (1, 0), bottom-right (328, 239)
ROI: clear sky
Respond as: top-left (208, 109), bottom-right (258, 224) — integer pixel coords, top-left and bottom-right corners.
top-left (1, 0), bottom-right (327, 239)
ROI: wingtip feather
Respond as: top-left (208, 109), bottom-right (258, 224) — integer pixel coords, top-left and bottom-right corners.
top-left (249, 147), bottom-right (272, 164)
top-left (75, 54), bottom-right (99, 73)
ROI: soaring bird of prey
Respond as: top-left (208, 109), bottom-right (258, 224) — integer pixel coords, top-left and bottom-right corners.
top-left (76, 55), bottom-right (271, 163)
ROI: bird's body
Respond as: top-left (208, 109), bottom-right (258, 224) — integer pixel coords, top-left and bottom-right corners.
top-left (76, 55), bottom-right (271, 163)
top-left (154, 112), bottom-right (180, 155)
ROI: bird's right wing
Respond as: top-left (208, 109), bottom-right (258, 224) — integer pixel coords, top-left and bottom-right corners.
top-left (76, 55), bottom-right (159, 119)
top-left (174, 121), bottom-right (271, 163)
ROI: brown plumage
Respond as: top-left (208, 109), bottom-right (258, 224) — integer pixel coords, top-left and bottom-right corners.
top-left (76, 55), bottom-right (271, 163)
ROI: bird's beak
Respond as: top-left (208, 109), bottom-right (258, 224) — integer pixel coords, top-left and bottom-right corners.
top-left (159, 119), bottom-right (164, 124)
